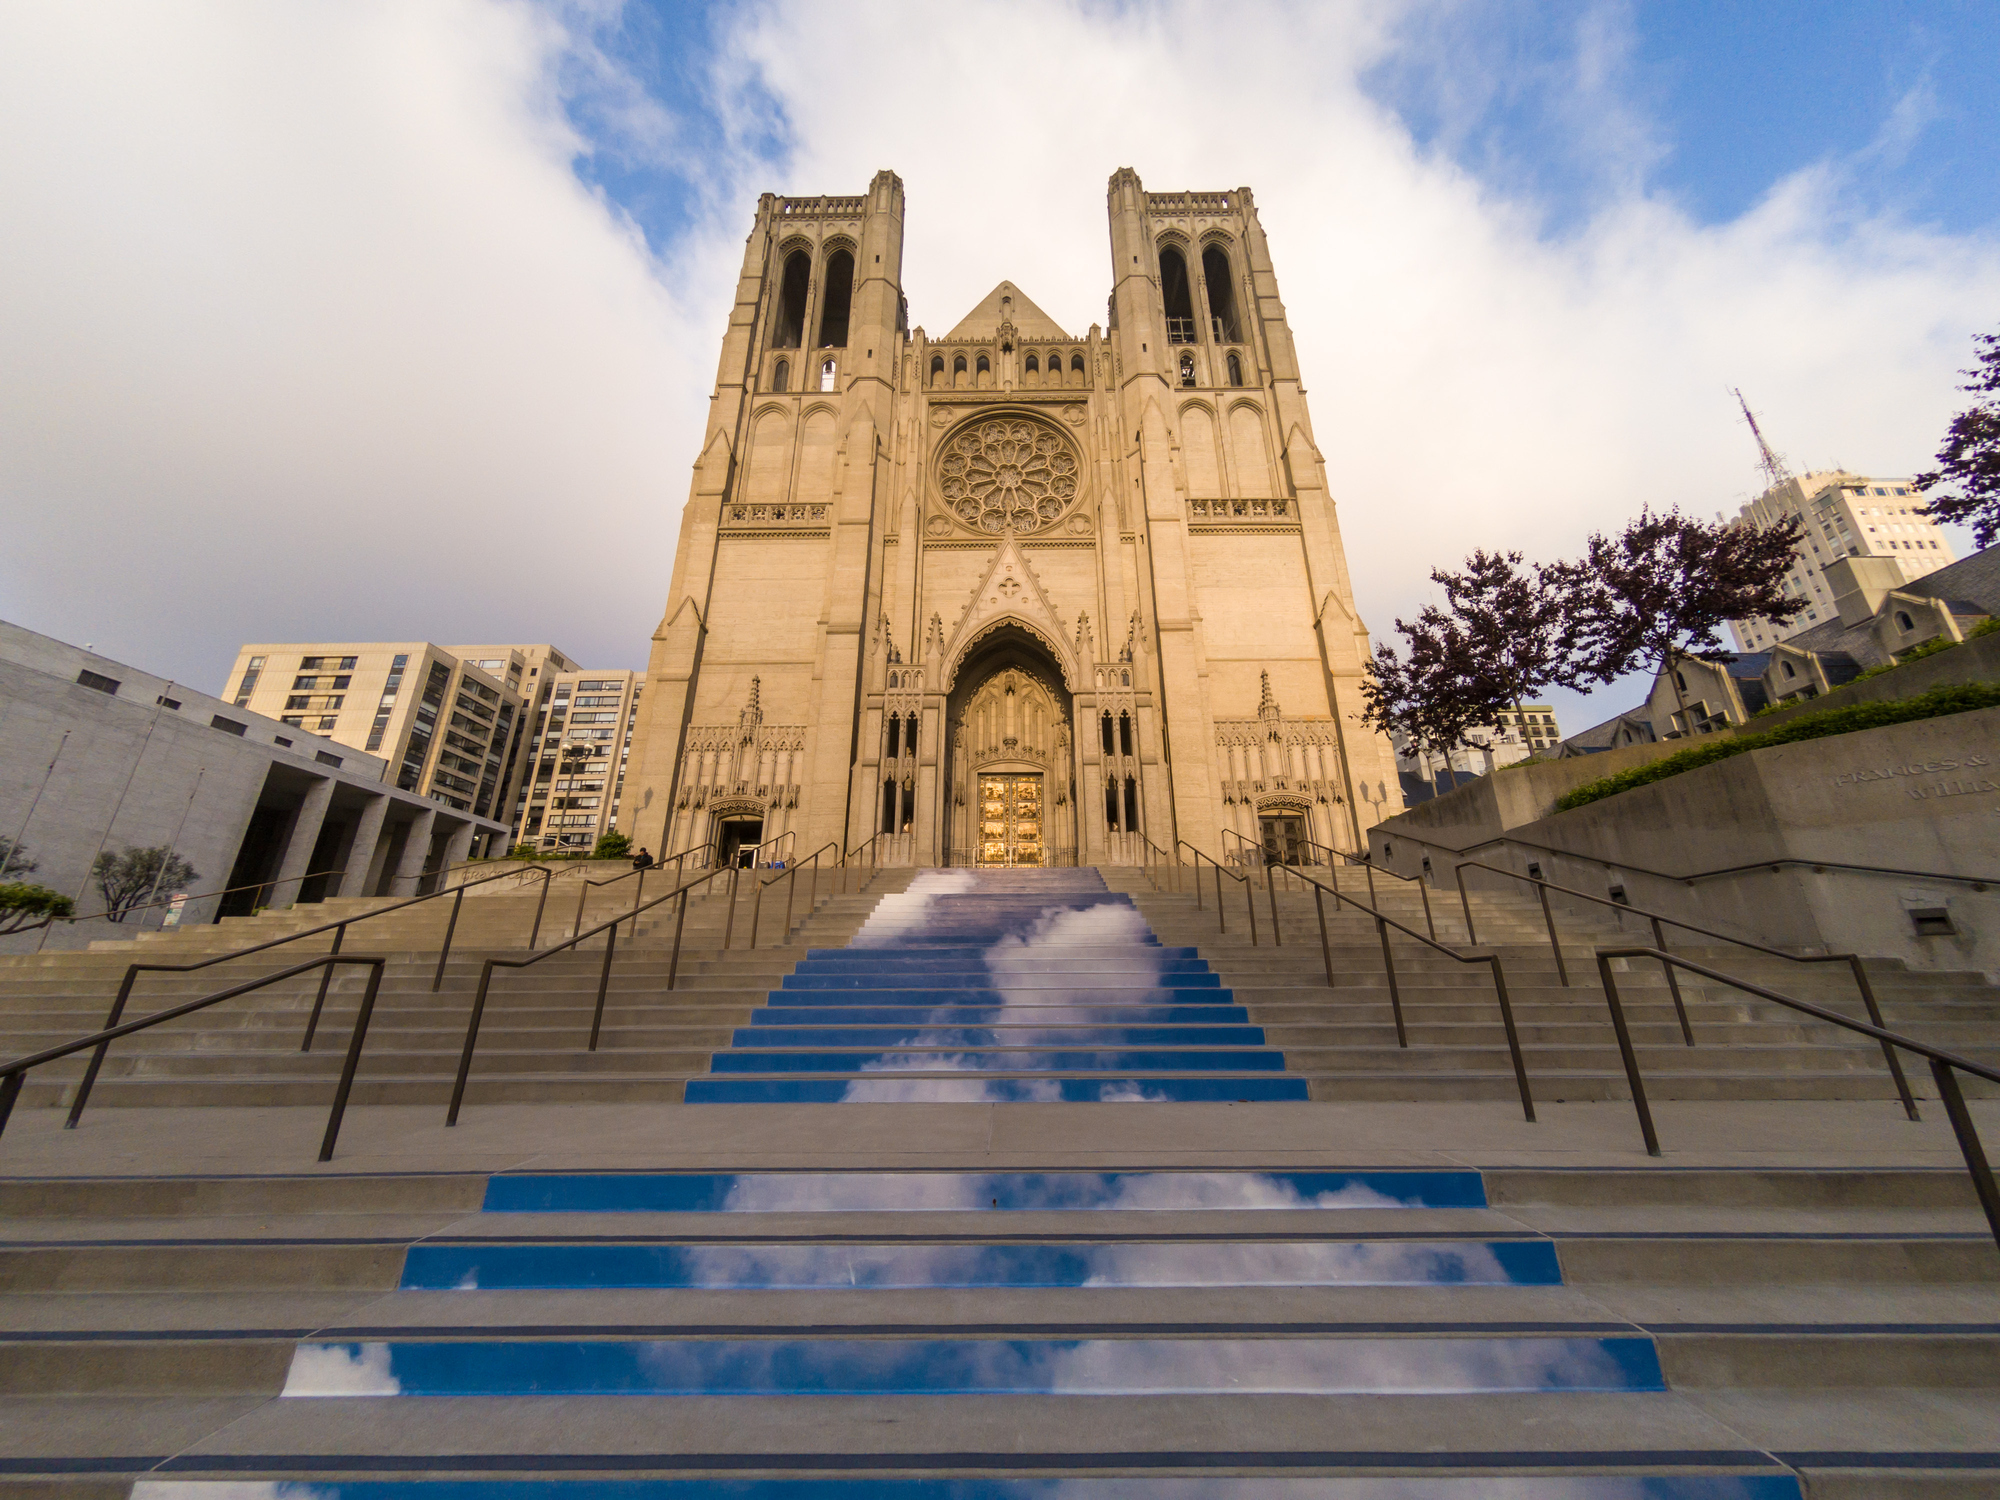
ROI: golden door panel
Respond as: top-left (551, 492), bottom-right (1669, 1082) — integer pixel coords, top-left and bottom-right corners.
top-left (976, 773), bottom-right (1043, 866)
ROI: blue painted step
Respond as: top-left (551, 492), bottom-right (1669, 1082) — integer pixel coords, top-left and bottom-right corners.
top-left (731, 1027), bottom-right (1267, 1047)
top-left (480, 1169), bottom-right (1491, 1213)
top-left (281, 1335), bottom-right (1666, 1396)
top-left (686, 1077), bottom-right (1310, 1103)
top-left (401, 1238), bottom-right (1564, 1290)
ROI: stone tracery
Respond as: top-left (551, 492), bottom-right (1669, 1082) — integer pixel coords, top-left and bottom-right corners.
top-left (937, 416), bottom-right (1080, 534)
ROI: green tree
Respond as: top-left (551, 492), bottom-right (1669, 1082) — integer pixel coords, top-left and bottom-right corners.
top-left (1915, 329), bottom-right (2000, 547)
top-left (592, 830), bottom-right (632, 860)
top-left (91, 846), bottom-right (199, 923)
top-left (0, 882), bottom-right (73, 934)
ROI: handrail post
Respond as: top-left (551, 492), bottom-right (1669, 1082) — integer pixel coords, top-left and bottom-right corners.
top-left (667, 890), bottom-right (691, 990)
top-left (318, 958), bottom-right (384, 1163)
top-left (1487, 956), bottom-right (1536, 1122)
top-left (1454, 867), bottom-right (1479, 946)
top-left (1313, 884), bottom-right (1333, 985)
top-left (1536, 881), bottom-right (1569, 987)
top-left (0, 1071), bottom-right (23, 1139)
top-left (1214, 865), bottom-right (1225, 932)
top-left (588, 920), bottom-right (616, 1051)
top-left (784, 862), bottom-right (799, 942)
top-left (1244, 872), bottom-right (1258, 946)
top-left (528, 868), bottom-right (550, 948)
top-left (1418, 880), bottom-right (1435, 943)
top-left (1650, 916), bottom-right (1694, 1046)
top-left (445, 959), bottom-right (499, 1126)
top-left (66, 967), bottom-right (142, 1129)
top-left (1375, 915), bottom-right (1407, 1047)
top-left (301, 923), bottom-right (346, 1052)
top-left (721, 865), bottom-right (741, 950)
top-left (1593, 954), bottom-right (1661, 1156)
top-left (430, 886), bottom-right (466, 994)
top-left (1850, 955), bottom-right (1920, 1121)
top-left (1929, 1060), bottom-right (2000, 1246)
top-left (633, 867), bottom-right (646, 926)
top-left (749, 871), bottom-right (766, 948)
top-left (1364, 860), bottom-right (1377, 908)
top-left (572, 877), bottom-right (590, 942)
top-left (1265, 862), bottom-right (1282, 946)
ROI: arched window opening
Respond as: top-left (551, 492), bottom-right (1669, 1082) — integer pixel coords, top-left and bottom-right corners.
top-left (1118, 711), bottom-right (1133, 756)
top-left (1024, 353), bottom-right (1039, 374)
top-left (816, 249), bottom-right (854, 347)
top-left (1123, 777), bottom-right (1139, 830)
top-left (881, 780), bottom-right (898, 835)
top-left (1100, 712), bottom-right (1115, 755)
top-left (1202, 244), bottom-right (1242, 342)
top-left (1226, 352), bottom-right (1243, 386)
top-left (1179, 352), bottom-right (1196, 388)
top-left (975, 353), bottom-right (991, 374)
top-left (1121, 669), bottom-right (1130, 686)
top-left (929, 354), bottom-right (944, 384)
top-left (1160, 246), bottom-right (1196, 344)
top-left (1070, 352), bottom-right (1085, 374)
top-left (1895, 610), bottom-right (1915, 631)
top-left (772, 251), bottom-right (810, 349)
top-left (1105, 783), bottom-right (1120, 829)
top-left (1780, 660), bottom-right (1797, 679)
top-left (1674, 671), bottom-right (1687, 692)
top-left (820, 359), bottom-right (836, 392)
top-left (885, 715), bottom-right (901, 758)
top-left (905, 713), bottom-right (919, 754)
top-left (953, 354), bottom-right (967, 375)
top-left (772, 358), bottom-right (789, 392)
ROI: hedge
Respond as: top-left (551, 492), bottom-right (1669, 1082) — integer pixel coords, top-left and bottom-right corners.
top-left (1554, 681), bottom-right (2000, 812)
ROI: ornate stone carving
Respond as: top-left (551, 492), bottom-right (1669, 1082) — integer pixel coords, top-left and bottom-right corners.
top-left (936, 416), bottom-right (1081, 535)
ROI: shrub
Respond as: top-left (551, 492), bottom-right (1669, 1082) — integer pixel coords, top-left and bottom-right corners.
top-left (1555, 682), bottom-right (2000, 812)
top-left (592, 830), bottom-right (632, 860)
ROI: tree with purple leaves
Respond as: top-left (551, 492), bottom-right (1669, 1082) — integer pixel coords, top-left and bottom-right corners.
top-left (1915, 329), bottom-right (2000, 548)
top-left (1566, 506), bottom-right (1806, 731)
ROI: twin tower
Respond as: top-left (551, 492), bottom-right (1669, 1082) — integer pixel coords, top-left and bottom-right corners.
top-left (619, 168), bottom-right (1404, 869)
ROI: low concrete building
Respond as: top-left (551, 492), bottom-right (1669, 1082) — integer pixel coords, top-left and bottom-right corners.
top-left (2, 622), bottom-right (509, 952)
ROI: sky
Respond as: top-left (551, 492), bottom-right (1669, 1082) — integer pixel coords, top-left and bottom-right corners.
top-left (2, 0), bottom-right (1996, 734)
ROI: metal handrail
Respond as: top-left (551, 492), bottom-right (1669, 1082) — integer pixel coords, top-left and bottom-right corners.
top-left (1263, 859), bottom-right (1535, 1124)
top-left (724, 829), bottom-right (796, 870)
top-left (445, 861), bottom-right (741, 1126)
top-left (1453, 858), bottom-right (1920, 1120)
top-left (750, 842), bottom-right (841, 948)
top-left (65, 863), bottom-right (559, 1129)
top-left (12, 865), bottom-right (353, 940)
top-left (1593, 945), bottom-right (1998, 1251)
top-left (1176, 840), bottom-right (1257, 943)
top-left (1378, 826), bottom-right (1995, 897)
top-left (0, 954), bottom-right (388, 1162)
top-left (1308, 837), bottom-right (1439, 943)
top-left (1136, 834), bottom-right (1180, 893)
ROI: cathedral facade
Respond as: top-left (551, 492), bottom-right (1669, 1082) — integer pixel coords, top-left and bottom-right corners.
top-left (618, 169), bottom-right (1404, 869)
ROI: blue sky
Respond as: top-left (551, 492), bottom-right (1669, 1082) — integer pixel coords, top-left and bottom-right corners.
top-left (1, 1), bottom-right (1996, 736)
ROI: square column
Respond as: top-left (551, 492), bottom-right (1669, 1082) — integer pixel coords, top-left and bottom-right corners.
top-left (389, 808), bottom-right (439, 896)
top-left (440, 820), bottom-right (477, 883)
top-left (268, 777), bottom-right (335, 908)
top-left (333, 793), bottom-right (390, 899)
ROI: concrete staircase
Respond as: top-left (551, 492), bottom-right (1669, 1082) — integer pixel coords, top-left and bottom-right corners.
top-left (1101, 865), bottom-right (2000, 1105)
top-left (0, 864), bottom-right (1995, 1496)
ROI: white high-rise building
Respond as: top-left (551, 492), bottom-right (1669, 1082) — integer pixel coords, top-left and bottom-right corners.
top-left (1728, 471), bottom-right (1955, 652)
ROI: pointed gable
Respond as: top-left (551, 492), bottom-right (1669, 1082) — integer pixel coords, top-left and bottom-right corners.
top-left (944, 281), bottom-right (1071, 342)
top-left (941, 536), bottom-right (1078, 690)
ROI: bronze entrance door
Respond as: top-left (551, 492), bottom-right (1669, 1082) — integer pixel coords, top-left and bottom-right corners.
top-left (1260, 814), bottom-right (1305, 866)
top-left (977, 774), bottom-right (1044, 867)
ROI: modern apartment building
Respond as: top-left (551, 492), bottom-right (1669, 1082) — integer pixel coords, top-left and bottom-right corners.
top-left (222, 642), bottom-right (576, 826)
top-left (515, 669), bottom-right (643, 852)
top-left (1728, 472), bottom-right (1956, 651)
top-left (1493, 703), bottom-right (1560, 755)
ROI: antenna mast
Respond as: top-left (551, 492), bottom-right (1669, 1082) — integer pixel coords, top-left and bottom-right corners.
top-left (1734, 388), bottom-right (1791, 490)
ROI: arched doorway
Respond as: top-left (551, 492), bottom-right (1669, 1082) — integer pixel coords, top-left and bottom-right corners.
top-left (942, 626), bottom-right (1077, 866)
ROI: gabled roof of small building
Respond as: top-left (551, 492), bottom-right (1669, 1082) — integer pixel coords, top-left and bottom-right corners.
top-left (1562, 708), bottom-right (1654, 751)
top-left (943, 281), bottom-right (1071, 343)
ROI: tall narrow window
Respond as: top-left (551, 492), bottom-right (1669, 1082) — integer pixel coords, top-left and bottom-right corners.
top-left (1202, 244), bottom-right (1242, 342)
top-left (772, 358), bottom-right (789, 392)
top-left (1105, 784), bottom-right (1120, 829)
top-left (773, 251), bottom-right (809, 349)
top-left (820, 359), bottom-right (836, 391)
top-left (953, 354), bottom-right (967, 377)
top-left (1226, 352), bottom-right (1243, 386)
top-left (1179, 352), bottom-right (1195, 387)
top-left (1118, 711), bottom-right (1133, 755)
top-left (1070, 353), bottom-right (1085, 375)
top-left (1160, 246), bottom-right (1196, 344)
top-left (817, 249), bottom-right (854, 347)
top-left (886, 715), bottom-right (901, 758)
top-left (1100, 712), bottom-right (1115, 754)
top-left (1123, 777), bottom-right (1139, 830)
top-left (975, 353), bottom-right (990, 375)
top-left (905, 713), bottom-right (919, 754)
top-left (930, 354), bottom-right (944, 384)
top-left (1024, 353), bottom-right (1039, 375)
top-left (882, 780), bottom-right (898, 834)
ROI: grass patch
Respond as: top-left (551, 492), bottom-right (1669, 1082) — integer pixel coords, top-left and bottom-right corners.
top-left (1555, 682), bottom-right (2000, 812)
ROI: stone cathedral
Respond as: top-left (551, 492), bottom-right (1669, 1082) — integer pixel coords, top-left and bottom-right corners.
top-left (619, 168), bottom-right (1405, 869)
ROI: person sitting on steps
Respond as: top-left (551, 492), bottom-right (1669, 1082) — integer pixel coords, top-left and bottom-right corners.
top-left (631, 848), bottom-right (654, 871)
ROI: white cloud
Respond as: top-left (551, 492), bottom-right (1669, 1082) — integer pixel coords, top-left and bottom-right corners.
top-left (0, 0), bottom-right (725, 682)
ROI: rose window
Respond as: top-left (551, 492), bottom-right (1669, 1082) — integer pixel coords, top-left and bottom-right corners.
top-left (937, 417), bottom-right (1080, 533)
